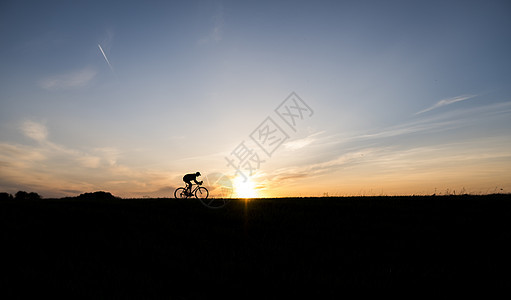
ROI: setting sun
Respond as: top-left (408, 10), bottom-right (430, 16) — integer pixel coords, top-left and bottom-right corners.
top-left (233, 177), bottom-right (258, 198)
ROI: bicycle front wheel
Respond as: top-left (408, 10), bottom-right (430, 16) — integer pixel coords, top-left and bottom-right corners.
top-left (174, 187), bottom-right (187, 199)
top-left (195, 187), bottom-right (209, 199)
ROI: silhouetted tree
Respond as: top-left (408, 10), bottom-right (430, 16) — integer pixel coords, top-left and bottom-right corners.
top-left (0, 192), bottom-right (13, 201)
top-left (28, 192), bottom-right (41, 200)
top-left (14, 191), bottom-right (41, 200)
top-left (77, 191), bottom-right (120, 201)
top-left (15, 191), bottom-right (29, 200)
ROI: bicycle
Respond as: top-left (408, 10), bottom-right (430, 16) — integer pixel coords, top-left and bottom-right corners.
top-left (174, 182), bottom-right (209, 199)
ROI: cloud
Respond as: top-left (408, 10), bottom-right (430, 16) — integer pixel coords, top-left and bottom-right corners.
top-left (21, 121), bottom-right (48, 142)
top-left (268, 147), bottom-right (378, 183)
top-left (357, 101), bottom-right (511, 141)
top-left (283, 131), bottom-right (324, 151)
top-left (416, 94), bottom-right (476, 115)
top-left (77, 155), bottom-right (101, 168)
top-left (38, 68), bottom-right (96, 90)
top-left (270, 172), bottom-right (309, 183)
top-left (0, 139), bottom-right (174, 198)
top-left (198, 4), bottom-right (224, 44)
top-left (284, 138), bottom-right (314, 151)
top-left (356, 119), bottom-right (459, 140)
top-left (257, 102), bottom-right (511, 187)
top-left (0, 121), bottom-right (180, 197)
top-left (0, 143), bottom-right (46, 165)
top-left (265, 136), bottom-right (511, 194)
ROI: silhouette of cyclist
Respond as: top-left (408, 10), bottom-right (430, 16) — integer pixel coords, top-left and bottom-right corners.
top-left (183, 172), bottom-right (202, 196)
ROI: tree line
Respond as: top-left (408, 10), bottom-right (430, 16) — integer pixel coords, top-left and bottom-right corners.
top-left (0, 191), bottom-right (42, 201)
top-left (0, 191), bottom-right (119, 201)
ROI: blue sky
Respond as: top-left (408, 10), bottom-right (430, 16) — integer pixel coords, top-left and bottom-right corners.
top-left (1, 0), bottom-right (510, 197)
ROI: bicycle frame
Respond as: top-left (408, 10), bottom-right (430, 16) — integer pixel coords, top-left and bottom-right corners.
top-left (187, 183), bottom-right (201, 194)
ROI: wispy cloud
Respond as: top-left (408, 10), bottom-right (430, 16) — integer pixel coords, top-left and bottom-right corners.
top-left (266, 147), bottom-right (379, 184)
top-left (21, 121), bottom-right (48, 142)
top-left (283, 131), bottom-right (324, 151)
top-left (356, 101), bottom-right (511, 142)
top-left (198, 4), bottom-right (224, 44)
top-left (416, 94), bottom-right (477, 115)
top-left (356, 119), bottom-right (459, 140)
top-left (38, 68), bottom-right (96, 90)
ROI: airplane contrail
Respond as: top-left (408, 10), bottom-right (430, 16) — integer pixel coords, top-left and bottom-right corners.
top-left (98, 44), bottom-right (114, 72)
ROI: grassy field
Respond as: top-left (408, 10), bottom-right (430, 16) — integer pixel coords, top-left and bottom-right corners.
top-left (1, 194), bottom-right (510, 297)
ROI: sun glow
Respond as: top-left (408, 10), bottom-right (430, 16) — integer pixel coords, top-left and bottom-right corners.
top-left (233, 176), bottom-right (258, 198)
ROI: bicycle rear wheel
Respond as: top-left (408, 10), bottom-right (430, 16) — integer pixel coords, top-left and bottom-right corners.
top-left (174, 187), bottom-right (187, 199)
top-left (195, 187), bottom-right (209, 199)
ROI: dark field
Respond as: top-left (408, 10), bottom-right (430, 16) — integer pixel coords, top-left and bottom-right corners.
top-left (1, 195), bottom-right (510, 297)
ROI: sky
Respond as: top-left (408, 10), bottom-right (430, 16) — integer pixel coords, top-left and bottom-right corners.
top-left (1, 0), bottom-right (510, 198)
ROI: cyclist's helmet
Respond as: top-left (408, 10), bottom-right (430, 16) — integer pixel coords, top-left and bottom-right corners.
top-left (196, 171), bottom-right (201, 176)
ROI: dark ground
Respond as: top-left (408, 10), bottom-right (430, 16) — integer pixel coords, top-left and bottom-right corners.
top-left (1, 194), bottom-right (510, 297)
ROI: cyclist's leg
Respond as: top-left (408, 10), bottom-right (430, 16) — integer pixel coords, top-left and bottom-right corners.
top-left (184, 181), bottom-right (191, 194)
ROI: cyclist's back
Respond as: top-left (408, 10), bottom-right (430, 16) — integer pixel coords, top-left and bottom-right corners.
top-left (183, 173), bottom-right (198, 182)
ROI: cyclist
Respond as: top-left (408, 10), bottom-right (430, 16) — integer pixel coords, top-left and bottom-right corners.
top-left (183, 172), bottom-right (202, 196)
